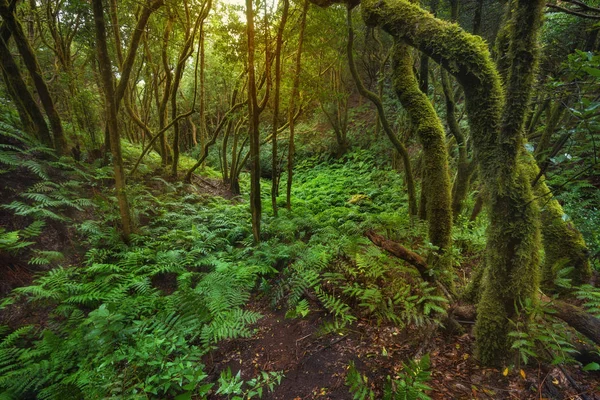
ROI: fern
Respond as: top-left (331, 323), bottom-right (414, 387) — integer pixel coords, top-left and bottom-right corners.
top-left (201, 308), bottom-right (262, 345)
top-left (575, 284), bottom-right (600, 316)
top-left (346, 362), bottom-right (375, 400)
top-left (315, 286), bottom-right (357, 324)
top-left (383, 355), bottom-right (432, 400)
top-left (0, 229), bottom-right (34, 252)
top-left (29, 250), bottom-right (65, 266)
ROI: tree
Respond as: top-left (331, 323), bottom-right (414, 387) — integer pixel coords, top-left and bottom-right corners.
top-left (286, 0), bottom-right (309, 211)
top-left (91, 0), bottom-right (133, 239)
top-left (310, 0), bottom-right (544, 365)
top-left (0, 0), bottom-right (68, 155)
top-left (271, 0), bottom-right (289, 217)
top-left (246, 0), bottom-right (263, 242)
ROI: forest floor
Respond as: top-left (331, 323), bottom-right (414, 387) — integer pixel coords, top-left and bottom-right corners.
top-left (2, 155), bottom-right (599, 400)
top-left (204, 294), bottom-right (600, 400)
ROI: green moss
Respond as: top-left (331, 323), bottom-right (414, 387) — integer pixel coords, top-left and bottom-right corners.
top-left (475, 162), bottom-right (541, 365)
top-left (351, 0), bottom-right (543, 365)
top-left (521, 152), bottom-right (592, 286)
top-left (392, 40), bottom-right (453, 274)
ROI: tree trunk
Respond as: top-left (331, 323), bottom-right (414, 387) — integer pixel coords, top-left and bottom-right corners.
top-left (0, 34), bottom-right (52, 146)
top-left (0, 0), bottom-right (68, 155)
top-left (92, 0), bottom-right (133, 240)
top-left (442, 0), bottom-right (470, 219)
top-left (271, 0), bottom-right (290, 217)
top-left (392, 39), bottom-right (453, 275)
top-left (286, 0), bottom-right (309, 210)
top-left (475, 0), bottom-right (544, 365)
top-left (346, 6), bottom-right (417, 217)
top-left (246, 0), bottom-right (262, 242)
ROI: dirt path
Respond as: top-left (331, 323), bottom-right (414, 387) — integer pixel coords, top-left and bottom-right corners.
top-left (205, 298), bottom-right (600, 400)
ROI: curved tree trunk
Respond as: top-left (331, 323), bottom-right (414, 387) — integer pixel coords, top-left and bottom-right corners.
top-left (346, 7), bottom-right (417, 217)
top-left (392, 39), bottom-right (452, 274)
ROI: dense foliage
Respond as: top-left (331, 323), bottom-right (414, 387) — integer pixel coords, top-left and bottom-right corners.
top-left (1, 0), bottom-right (599, 398)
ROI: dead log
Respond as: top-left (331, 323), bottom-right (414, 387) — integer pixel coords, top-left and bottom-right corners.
top-left (365, 230), bottom-right (430, 281)
top-left (550, 298), bottom-right (600, 346)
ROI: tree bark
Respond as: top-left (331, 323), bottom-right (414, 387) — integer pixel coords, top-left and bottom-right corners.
top-left (271, 0), bottom-right (290, 217)
top-left (286, 0), bottom-right (309, 210)
top-left (0, 0), bottom-right (68, 155)
top-left (92, 0), bottom-right (132, 239)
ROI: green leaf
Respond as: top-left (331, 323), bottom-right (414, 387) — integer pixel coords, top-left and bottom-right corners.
top-left (583, 362), bottom-right (600, 371)
top-left (583, 67), bottom-right (600, 78)
top-left (174, 392), bottom-right (192, 400)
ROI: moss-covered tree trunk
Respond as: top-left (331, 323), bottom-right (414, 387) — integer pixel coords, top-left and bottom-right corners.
top-left (475, 0), bottom-right (545, 365)
top-left (391, 40), bottom-right (452, 272)
top-left (520, 153), bottom-right (592, 286)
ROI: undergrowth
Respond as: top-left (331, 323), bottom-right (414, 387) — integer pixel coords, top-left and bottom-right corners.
top-left (2, 138), bottom-right (595, 399)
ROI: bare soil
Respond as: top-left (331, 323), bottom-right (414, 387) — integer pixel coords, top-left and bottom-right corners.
top-left (205, 296), bottom-right (600, 400)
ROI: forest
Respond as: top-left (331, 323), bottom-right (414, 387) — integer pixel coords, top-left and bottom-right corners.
top-left (0, 0), bottom-right (599, 398)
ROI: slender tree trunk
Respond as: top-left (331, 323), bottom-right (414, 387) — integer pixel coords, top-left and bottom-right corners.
top-left (534, 100), bottom-right (566, 162)
top-left (0, 0), bottom-right (68, 155)
top-left (346, 6), bottom-right (417, 216)
top-left (92, 0), bottom-right (132, 239)
top-left (442, 1), bottom-right (470, 218)
top-left (158, 16), bottom-right (173, 166)
top-left (0, 35), bottom-right (52, 146)
top-left (472, 0), bottom-right (483, 36)
top-left (286, 0), bottom-right (309, 210)
top-left (246, 0), bottom-right (262, 241)
top-left (271, 0), bottom-right (289, 217)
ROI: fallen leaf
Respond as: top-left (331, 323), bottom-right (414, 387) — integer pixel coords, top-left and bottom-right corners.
top-left (502, 367), bottom-right (509, 376)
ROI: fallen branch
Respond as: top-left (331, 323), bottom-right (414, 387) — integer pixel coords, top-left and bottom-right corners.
top-left (548, 296), bottom-right (600, 345)
top-left (365, 230), bottom-right (456, 302)
top-left (365, 230), bottom-right (430, 280)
